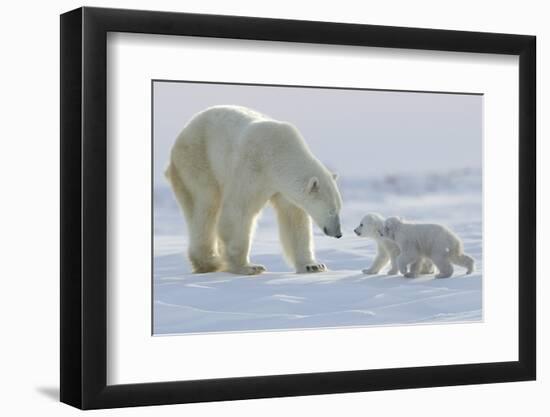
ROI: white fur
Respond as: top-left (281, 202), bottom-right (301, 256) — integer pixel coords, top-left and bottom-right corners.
top-left (166, 105), bottom-right (343, 275)
top-left (382, 217), bottom-right (475, 278)
top-left (354, 213), bottom-right (434, 276)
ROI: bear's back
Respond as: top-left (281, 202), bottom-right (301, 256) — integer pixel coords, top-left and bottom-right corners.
top-left (196, 105), bottom-right (271, 135)
top-left (173, 105), bottom-right (313, 187)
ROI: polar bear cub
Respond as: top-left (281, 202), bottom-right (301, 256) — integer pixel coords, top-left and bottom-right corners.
top-left (354, 213), bottom-right (434, 276)
top-left (382, 217), bottom-right (475, 278)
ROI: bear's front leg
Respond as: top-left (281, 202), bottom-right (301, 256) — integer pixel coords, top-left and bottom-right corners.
top-left (271, 193), bottom-right (326, 273)
top-left (218, 200), bottom-right (266, 275)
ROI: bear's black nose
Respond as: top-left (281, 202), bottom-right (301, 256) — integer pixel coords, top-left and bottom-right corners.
top-left (323, 227), bottom-right (328, 235)
top-left (336, 233), bottom-right (342, 239)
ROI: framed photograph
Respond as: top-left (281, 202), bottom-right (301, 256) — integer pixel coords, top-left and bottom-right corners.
top-left (60, 6), bottom-right (536, 410)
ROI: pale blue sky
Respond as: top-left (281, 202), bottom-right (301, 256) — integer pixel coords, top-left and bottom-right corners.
top-left (153, 81), bottom-right (482, 186)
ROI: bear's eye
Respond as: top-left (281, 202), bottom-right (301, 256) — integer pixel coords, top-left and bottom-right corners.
top-left (360, 223), bottom-right (363, 227)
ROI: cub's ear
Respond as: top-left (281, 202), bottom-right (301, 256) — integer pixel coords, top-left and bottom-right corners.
top-left (331, 172), bottom-right (338, 181)
top-left (307, 176), bottom-right (320, 193)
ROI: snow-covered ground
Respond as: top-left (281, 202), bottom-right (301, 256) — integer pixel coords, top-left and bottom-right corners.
top-left (153, 168), bottom-right (482, 335)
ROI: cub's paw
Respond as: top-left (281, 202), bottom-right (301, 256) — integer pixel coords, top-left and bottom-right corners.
top-left (298, 263), bottom-right (327, 273)
top-left (362, 268), bottom-right (379, 275)
top-left (404, 272), bottom-right (419, 278)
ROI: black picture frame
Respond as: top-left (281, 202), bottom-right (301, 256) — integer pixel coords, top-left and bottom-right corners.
top-left (60, 6), bottom-right (536, 410)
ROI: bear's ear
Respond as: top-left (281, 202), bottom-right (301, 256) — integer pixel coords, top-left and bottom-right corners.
top-left (307, 176), bottom-right (320, 193)
top-left (331, 172), bottom-right (338, 181)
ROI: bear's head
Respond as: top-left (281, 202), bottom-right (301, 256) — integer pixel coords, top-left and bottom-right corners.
top-left (354, 213), bottom-right (385, 238)
top-left (298, 172), bottom-right (343, 239)
top-left (382, 216), bottom-right (404, 241)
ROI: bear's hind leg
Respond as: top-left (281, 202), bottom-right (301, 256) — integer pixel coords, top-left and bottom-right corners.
top-left (187, 194), bottom-right (223, 273)
top-left (166, 163), bottom-right (222, 273)
top-left (271, 193), bottom-right (326, 273)
top-left (218, 197), bottom-right (266, 275)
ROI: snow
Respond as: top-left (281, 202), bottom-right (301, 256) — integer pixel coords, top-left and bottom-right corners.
top-left (153, 169), bottom-right (482, 335)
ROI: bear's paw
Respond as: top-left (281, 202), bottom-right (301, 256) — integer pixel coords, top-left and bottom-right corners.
top-left (228, 264), bottom-right (266, 275)
top-left (298, 263), bottom-right (327, 273)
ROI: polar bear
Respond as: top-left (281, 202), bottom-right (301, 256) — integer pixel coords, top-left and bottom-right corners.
top-left (165, 105), bottom-right (343, 275)
top-left (382, 217), bottom-right (475, 278)
top-left (354, 213), bottom-right (434, 275)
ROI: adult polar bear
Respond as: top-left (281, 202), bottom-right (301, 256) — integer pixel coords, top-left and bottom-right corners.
top-left (165, 105), bottom-right (343, 275)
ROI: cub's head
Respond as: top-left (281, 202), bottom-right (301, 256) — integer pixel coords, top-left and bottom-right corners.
top-left (299, 172), bottom-right (343, 239)
top-left (354, 213), bottom-right (385, 238)
top-left (382, 216), bottom-right (403, 241)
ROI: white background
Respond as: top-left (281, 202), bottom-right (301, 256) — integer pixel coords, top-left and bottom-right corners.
top-left (0, 0), bottom-right (545, 416)
top-left (108, 34), bottom-right (517, 384)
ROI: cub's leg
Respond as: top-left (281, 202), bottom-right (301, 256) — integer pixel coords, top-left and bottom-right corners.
top-left (397, 248), bottom-right (419, 276)
top-left (418, 258), bottom-right (436, 274)
top-left (451, 253), bottom-right (475, 274)
top-left (271, 193), bottom-right (326, 273)
top-left (406, 260), bottom-right (423, 278)
top-left (432, 253), bottom-right (454, 278)
top-left (363, 242), bottom-right (389, 275)
top-left (386, 244), bottom-right (400, 275)
top-left (409, 258), bottom-right (436, 277)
